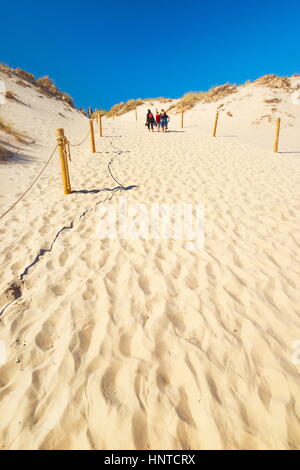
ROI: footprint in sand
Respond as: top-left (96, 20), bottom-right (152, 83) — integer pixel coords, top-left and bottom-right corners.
top-left (100, 362), bottom-right (122, 408)
top-left (51, 284), bottom-right (66, 296)
top-left (58, 251), bottom-right (68, 267)
top-left (82, 285), bottom-right (95, 301)
top-left (131, 409), bottom-right (149, 449)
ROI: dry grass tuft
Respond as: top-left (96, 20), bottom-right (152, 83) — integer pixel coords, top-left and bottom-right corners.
top-left (168, 92), bottom-right (206, 113)
top-left (106, 99), bottom-right (144, 117)
top-left (203, 84), bottom-right (238, 103)
top-left (57, 92), bottom-right (74, 107)
top-left (255, 74), bottom-right (291, 89)
top-left (144, 97), bottom-right (172, 103)
top-left (36, 76), bottom-right (75, 107)
top-left (168, 84), bottom-right (237, 114)
top-left (15, 68), bottom-right (35, 82)
top-left (252, 114), bottom-right (273, 125)
top-left (0, 64), bottom-right (12, 78)
top-left (36, 76), bottom-right (57, 93)
top-left (265, 98), bottom-right (281, 104)
top-left (0, 64), bottom-right (75, 108)
top-left (159, 97), bottom-right (173, 103)
top-left (5, 90), bottom-right (17, 101)
top-left (0, 118), bottom-right (30, 144)
top-left (15, 79), bottom-right (31, 88)
top-left (0, 119), bottom-right (14, 135)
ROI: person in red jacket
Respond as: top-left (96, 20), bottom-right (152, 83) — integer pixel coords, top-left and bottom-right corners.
top-left (155, 109), bottom-right (161, 131)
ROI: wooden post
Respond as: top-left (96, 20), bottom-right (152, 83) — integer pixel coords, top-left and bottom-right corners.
top-left (98, 110), bottom-right (102, 137)
top-left (213, 111), bottom-right (219, 137)
top-left (89, 119), bottom-right (96, 153)
top-left (113, 114), bottom-right (115, 120)
top-left (56, 128), bottom-right (71, 195)
top-left (181, 111), bottom-right (184, 129)
top-left (274, 118), bottom-right (281, 153)
top-left (64, 143), bottom-right (71, 192)
top-left (135, 108), bottom-right (137, 121)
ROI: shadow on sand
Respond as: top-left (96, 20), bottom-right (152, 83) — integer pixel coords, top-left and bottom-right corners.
top-left (165, 130), bottom-right (185, 133)
top-left (279, 151), bottom-right (300, 154)
top-left (71, 185), bottom-right (138, 195)
top-left (0, 146), bottom-right (34, 165)
top-left (102, 135), bottom-right (122, 138)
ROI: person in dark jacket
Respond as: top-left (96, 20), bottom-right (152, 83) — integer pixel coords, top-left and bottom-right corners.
top-left (160, 110), bottom-right (170, 132)
top-left (146, 109), bottom-right (155, 131)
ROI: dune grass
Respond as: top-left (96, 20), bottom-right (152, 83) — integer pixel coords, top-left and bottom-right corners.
top-left (265, 98), bottom-right (281, 104)
top-left (167, 92), bottom-right (206, 113)
top-left (15, 68), bottom-right (35, 82)
top-left (167, 84), bottom-right (238, 114)
top-left (5, 90), bottom-right (20, 103)
top-left (254, 74), bottom-right (291, 89)
top-left (0, 65), bottom-right (75, 108)
top-left (36, 76), bottom-right (74, 107)
top-left (144, 97), bottom-right (172, 103)
top-left (106, 99), bottom-right (144, 117)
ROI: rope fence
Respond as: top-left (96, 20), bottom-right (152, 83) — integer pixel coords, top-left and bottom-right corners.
top-left (0, 121), bottom-right (93, 219)
top-left (0, 105), bottom-right (286, 221)
top-left (0, 144), bottom-right (58, 221)
top-left (69, 131), bottom-right (89, 147)
top-left (0, 111), bottom-right (125, 220)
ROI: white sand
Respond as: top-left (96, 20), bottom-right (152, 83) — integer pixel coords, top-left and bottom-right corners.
top-left (0, 72), bottom-right (300, 450)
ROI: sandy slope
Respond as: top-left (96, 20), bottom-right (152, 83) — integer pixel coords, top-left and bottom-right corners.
top-left (0, 73), bottom-right (300, 450)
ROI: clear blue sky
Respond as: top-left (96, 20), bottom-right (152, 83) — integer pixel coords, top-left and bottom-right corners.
top-left (1, 0), bottom-right (299, 110)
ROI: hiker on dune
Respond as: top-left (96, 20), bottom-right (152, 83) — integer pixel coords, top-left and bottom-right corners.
top-left (160, 109), bottom-right (170, 132)
top-left (146, 109), bottom-right (155, 132)
top-left (155, 109), bottom-right (161, 131)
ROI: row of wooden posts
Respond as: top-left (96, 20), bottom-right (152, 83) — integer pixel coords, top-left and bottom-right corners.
top-left (56, 109), bottom-right (282, 196)
top-left (93, 108), bottom-right (282, 154)
top-left (176, 110), bottom-right (281, 153)
top-left (211, 111), bottom-right (281, 152)
top-left (55, 111), bottom-right (103, 195)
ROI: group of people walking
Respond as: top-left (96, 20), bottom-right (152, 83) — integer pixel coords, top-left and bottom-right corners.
top-left (146, 109), bottom-right (170, 132)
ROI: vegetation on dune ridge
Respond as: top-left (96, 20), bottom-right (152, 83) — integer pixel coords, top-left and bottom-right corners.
top-left (35, 76), bottom-right (74, 107)
top-left (167, 74), bottom-right (299, 114)
top-left (107, 74), bottom-right (300, 116)
top-left (106, 97), bottom-right (172, 117)
top-left (1, 64), bottom-right (299, 118)
top-left (106, 98), bottom-right (144, 117)
top-left (167, 84), bottom-right (238, 114)
top-left (0, 64), bottom-right (75, 108)
top-left (144, 97), bottom-right (172, 103)
top-left (254, 74), bottom-right (292, 89)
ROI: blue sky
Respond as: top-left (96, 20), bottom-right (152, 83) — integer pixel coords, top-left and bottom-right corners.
top-left (1, 0), bottom-right (299, 110)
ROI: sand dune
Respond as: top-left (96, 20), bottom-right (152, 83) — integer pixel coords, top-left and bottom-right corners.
top-left (0, 71), bottom-right (300, 449)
